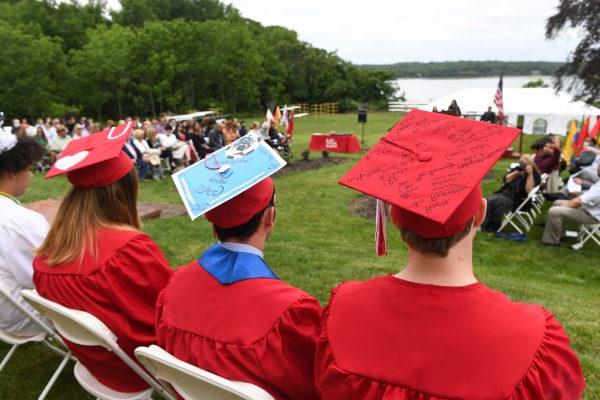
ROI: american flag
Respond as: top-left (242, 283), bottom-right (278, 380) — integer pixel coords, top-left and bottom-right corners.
top-left (494, 74), bottom-right (504, 120)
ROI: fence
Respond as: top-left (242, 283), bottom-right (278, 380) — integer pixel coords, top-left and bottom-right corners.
top-left (298, 103), bottom-right (338, 116)
top-left (388, 101), bottom-right (427, 112)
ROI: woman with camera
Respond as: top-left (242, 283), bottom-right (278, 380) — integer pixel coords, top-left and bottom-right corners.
top-left (481, 155), bottom-right (541, 232)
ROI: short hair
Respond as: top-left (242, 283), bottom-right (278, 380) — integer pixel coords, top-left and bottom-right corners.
top-left (530, 139), bottom-right (546, 151)
top-left (214, 192), bottom-right (276, 242)
top-left (400, 219), bottom-right (474, 257)
top-left (0, 137), bottom-right (43, 174)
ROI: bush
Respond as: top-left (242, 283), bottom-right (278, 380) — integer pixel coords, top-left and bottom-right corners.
top-left (321, 151), bottom-right (329, 158)
top-left (301, 149), bottom-right (310, 161)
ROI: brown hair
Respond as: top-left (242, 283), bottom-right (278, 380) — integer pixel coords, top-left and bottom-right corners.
top-left (37, 169), bottom-right (140, 266)
top-left (400, 219), bottom-right (473, 257)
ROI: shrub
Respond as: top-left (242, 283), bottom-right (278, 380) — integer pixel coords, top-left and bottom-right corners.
top-left (301, 149), bottom-right (310, 161)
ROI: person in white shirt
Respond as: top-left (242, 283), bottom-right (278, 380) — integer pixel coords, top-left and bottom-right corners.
top-left (132, 129), bottom-right (164, 180)
top-left (543, 163), bottom-right (600, 246)
top-left (157, 124), bottom-right (190, 168)
top-left (0, 132), bottom-right (49, 336)
top-left (248, 121), bottom-right (262, 137)
top-left (48, 124), bottom-right (72, 164)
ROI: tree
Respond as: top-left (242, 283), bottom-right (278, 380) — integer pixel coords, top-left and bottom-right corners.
top-left (522, 79), bottom-right (549, 88)
top-left (546, 0), bottom-right (600, 103)
top-left (0, 21), bottom-right (68, 120)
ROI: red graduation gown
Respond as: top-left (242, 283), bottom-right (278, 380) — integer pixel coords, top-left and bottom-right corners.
top-left (155, 260), bottom-right (322, 400)
top-left (316, 275), bottom-right (585, 400)
top-left (33, 229), bottom-right (172, 392)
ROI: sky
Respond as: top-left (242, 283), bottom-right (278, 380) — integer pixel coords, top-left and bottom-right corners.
top-left (107, 0), bottom-right (580, 65)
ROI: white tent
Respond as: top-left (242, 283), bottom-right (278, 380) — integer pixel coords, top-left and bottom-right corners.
top-left (420, 88), bottom-right (600, 136)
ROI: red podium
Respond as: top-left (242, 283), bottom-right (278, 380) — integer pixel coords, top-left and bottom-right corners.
top-left (309, 133), bottom-right (362, 153)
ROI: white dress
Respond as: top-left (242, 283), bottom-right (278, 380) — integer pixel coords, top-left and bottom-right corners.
top-left (0, 196), bottom-right (49, 336)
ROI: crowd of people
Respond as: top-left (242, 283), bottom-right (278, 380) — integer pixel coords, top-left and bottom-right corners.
top-left (4, 114), bottom-right (290, 180)
top-left (0, 109), bottom-right (588, 399)
top-left (478, 130), bottom-right (600, 248)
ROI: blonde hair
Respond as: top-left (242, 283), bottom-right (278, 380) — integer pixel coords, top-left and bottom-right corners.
top-left (133, 128), bottom-right (145, 140)
top-left (37, 169), bottom-right (140, 266)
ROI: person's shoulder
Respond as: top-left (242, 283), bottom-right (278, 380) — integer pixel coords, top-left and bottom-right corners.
top-left (0, 202), bottom-right (49, 233)
top-left (97, 228), bottom-right (151, 259)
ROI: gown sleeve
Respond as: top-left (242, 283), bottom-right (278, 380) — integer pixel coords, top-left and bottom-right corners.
top-left (511, 309), bottom-right (586, 400)
top-left (253, 295), bottom-right (322, 400)
top-left (102, 234), bottom-right (173, 351)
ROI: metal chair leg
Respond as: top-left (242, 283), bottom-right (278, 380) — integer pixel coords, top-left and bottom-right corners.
top-left (37, 353), bottom-right (70, 400)
top-left (0, 344), bottom-right (19, 373)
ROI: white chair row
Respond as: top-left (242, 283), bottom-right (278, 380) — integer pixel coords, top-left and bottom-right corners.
top-left (0, 282), bottom-right (71, 400)
top-left (497, 185), bottom-right (545, 234)
top-left (19, 289), bottom-right (274, 400)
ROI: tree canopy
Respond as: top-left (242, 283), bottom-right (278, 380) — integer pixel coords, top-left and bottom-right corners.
top-left (0, 0), bottom-right (394, 120)
top-left (546, 0), bottom-right (600, 103)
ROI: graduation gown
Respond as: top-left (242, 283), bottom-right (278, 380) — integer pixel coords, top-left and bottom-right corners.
top-left (155, 243), bottom-right (322, 400)
top-left (315, 275), bottom-right (586, 400)
top-left (33, 229), bottom-right (172, 393)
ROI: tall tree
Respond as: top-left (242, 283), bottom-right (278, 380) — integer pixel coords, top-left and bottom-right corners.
top-left (0, 21), bottom-right (68, 120)
top-left (546, 0), bottom-right (600, 103)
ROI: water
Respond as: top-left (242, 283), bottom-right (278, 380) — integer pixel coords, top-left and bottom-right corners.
top-left (393, 76), bottom-right (554, 104)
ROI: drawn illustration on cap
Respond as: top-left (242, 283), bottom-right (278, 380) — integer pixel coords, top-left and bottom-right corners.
top-left (225, 135), bottom-right (260, 159)
top-left (107, 122), bottom-right (131, 140)
top-left (55, 150), bottom-right (89, 171)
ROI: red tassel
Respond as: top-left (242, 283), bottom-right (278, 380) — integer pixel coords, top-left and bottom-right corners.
top-left (375, 199), bottom-right (387, 256)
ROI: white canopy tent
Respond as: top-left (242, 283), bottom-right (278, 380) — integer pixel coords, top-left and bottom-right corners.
top-left (420, 88), bottom-right (600, 136)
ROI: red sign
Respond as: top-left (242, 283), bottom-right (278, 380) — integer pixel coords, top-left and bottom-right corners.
top-left (309, 133), bottom-right (362, 153)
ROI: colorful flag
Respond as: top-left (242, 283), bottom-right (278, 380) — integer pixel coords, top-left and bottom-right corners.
top-left (273, 105), bottom-right (281, 123)
top-left (265, 107), bottom-right (274, 123)
top-left (563, 120), bottom-right (577, 165)
top-left (589, 116), bottom-right (600, 140)
top-left (574, 117), bottom-right (590, 156)
top-left (280, 106), bottom-right (288, 130)
top-left (493, 74), bottom-right (504, 121)
top-left (286, 109), bottom-right (295, 137)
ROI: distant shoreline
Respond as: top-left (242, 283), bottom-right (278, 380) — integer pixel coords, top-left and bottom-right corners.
top-left (359, 61), bottom-right (562, 79)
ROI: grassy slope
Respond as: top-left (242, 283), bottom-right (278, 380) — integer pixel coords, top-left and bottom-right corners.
top-left (2, 112), bottom-right (599, 399)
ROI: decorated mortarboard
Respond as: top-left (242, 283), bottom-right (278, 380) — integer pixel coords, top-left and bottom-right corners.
top-left (172, 132), bottom-right (286, 226)
top-left (339, 109), bottom-right (520, 254)
top-left (45, 122), bottom-right (134, 188)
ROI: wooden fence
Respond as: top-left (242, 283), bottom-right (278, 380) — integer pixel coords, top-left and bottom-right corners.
top-left (298, 103), bottom-right (338, 116)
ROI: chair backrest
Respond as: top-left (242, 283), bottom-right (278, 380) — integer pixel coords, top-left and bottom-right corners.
top-left (21, 289), bottom-right (117, 347)
top-left (21, 290), bottom-right (175, 400)
top-left (135, 346), bottom-right (274, 400)
top-left (0, 281), bottom-right (55, 337)
top-left (514, 185), bottom-right (540, 213)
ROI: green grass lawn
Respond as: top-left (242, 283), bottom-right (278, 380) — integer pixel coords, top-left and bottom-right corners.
top-left (2, 112), bottom-right (599, 399)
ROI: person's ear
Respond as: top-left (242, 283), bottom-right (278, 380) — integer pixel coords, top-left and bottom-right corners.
top-left (262, 206), bottom-right (276, 229)
top-left (472, 198), bottom-right (487, 229)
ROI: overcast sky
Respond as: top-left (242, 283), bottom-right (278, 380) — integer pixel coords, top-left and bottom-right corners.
top-left (106, 0), bottom-right (579, 64)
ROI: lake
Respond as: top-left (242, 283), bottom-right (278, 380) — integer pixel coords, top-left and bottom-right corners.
top-left (393, 76), bottom-right (554, 104)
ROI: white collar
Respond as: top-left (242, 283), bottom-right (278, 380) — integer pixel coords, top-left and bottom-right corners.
top-left (220, 242), bottom-right (264, 258)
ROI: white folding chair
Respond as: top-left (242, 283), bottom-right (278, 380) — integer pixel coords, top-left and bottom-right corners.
top-left (497, 186), bottom-right (542, 234)
top-left (21, 289), bottom-right (175, 400)
top-left (135, 345), bottom-right (274, 400)
top-left (572, 223), bottom-right (600, 250)
top-left (0, 281), bottom-right (70, 400)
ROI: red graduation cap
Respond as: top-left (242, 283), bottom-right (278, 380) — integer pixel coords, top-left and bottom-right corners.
top-left (205, 177), bottom-right (274, 228)
top-left (45, 123), bottom-right (134, 188)
top-left (339, 109), bottom-right (519, 250)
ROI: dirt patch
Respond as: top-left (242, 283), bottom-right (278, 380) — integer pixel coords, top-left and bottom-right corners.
top-left (276, 157), bottom-right (346, 175)
top-left (350, 196), bottom-right (377, 219)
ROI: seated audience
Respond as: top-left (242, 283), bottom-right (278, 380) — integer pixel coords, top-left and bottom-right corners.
top-left (158, 125), bottom-right (190, 168)
top-left (481, 155), bottom-right (541, 232)
top-left (222, 120), bottom-right (240, 145)
top-left (48, 124), bottom-right (71, 164)
top-left (132, 128), bottom-right (163, 180)
top-left (156, 177), bottom-right (321, 400)
top-left (122, 132), bottom-right (149, 180)
top-left (315, 112), bottom-right (585, 399)
top-left (189, 121), bottom-right (211, 159)
top-left (34, 125), bottom-right (172, 394)
top-left (542, 163), bottom-right (600, 246)
top-left (248, 121), bottom-right (261, 137)
top-left (208, 122), bottom-right (225, 151)
top-left (0, 133), bottom-right (49, 337)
